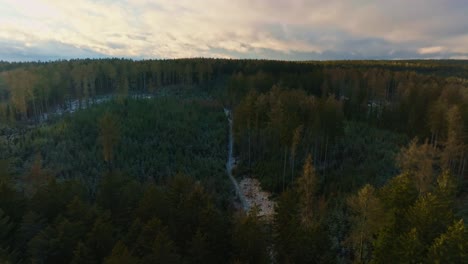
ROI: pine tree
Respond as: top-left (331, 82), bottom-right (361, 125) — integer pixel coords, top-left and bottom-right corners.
top-left (135, 185), bottom-right (169, 223)
top-left (0, 209), bottom-right (14, 249)
top-left (290, 124), bottom-right (303, 182)
top-left (231, 210), bottom-right (270, 264)
top-left (396, 139), bottom-right (436, 194)
top-left (104, 241), bottom-right (139, 264)
top-left (428, 219), bottom-right (468, 263)
top-left (0, 247), bottom-right (13, 264)
top-left (346, 184), bottom-right (383, 263)
top-left (188, 230), bottom-right (210, 264)
top-left (409, 193), bottom-right (454, 241)
top-left (428, 100), bottom-right (446, 147)
top-left (15, 211), bottom-right (46, 253)
top-left (0, 159), bottom-right (12, 186)
top-left (297, 154), bottom-right (318, 228)
top-left (98, 111), bottom-right (120, 166)
top-left (442, 105), bottom-right (465, 179)
top-left (28, 225), bottom-right (55, 263)
top-left (132, 218), bottom-right (167, 258)
top-left (86, 213), bottom-right (115, 261)
top-left (397, 228), bottom-right (424, 263)
top-left (71, 242), bottom-right (97, 264)
top-left (25, 153), bottom-right (50, 196)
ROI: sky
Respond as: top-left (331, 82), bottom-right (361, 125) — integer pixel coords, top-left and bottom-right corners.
top-left (1, 0), bottom-right (468, 61)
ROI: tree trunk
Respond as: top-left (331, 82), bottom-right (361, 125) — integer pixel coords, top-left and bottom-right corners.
top-left (291, 153), bottom-right (295, 183)
top-left (32, 97), bottom-right (37, 123)
top-left (359, 232), bottom-right (363, 263)
top-left (458, 152), bottom-right (465, 181)
top-left (325, 136), bottom-right (329, 165)
top-left (460, 157), bottom-right (466, 180)
top-left (248, 132), bottom-right (251, 176)
top-left (283, 146), bottom-right (288, 191)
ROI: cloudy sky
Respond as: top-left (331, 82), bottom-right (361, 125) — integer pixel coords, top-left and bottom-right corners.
top-left (1, 0), bottom-right (468, 61)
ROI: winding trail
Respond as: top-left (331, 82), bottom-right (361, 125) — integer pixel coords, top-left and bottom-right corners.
top-left (224, 108), bottom-right (249, 211)
top-left (225, 108), bottom-right (276, 263)
top-left (28, 97), bottom-right (259, 214)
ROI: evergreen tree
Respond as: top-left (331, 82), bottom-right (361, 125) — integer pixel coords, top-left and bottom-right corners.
top-left (104, 241), bottom-right (139, 264)
top-left (428, 219), bottom-right (468, 263)
top-left (188, 229), bottom-right (211, 264)
top-left (396, 139), bottom-right (436, 194)
top-left (231, 210), bottom-right (270, 264)
top-left (0, 209), bottom-right (14, 252)
top-left (98, 111), bottom-right (120, 166)
top-left (346, 184), bottom-right (383, 263)
top-left (71, 242), bottom-right (96, 264)
top-left (297, 154), bottom-right (318, 228)
top-left (85, 213), bottom-right (115, 261)
top-left (442, 105), bottom-right (465, 179)
top-left (15, 211), bottom-right (46, 254)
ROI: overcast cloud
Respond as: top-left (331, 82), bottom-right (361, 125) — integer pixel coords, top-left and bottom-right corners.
top-left (1, 0), bottom-right (468, 61)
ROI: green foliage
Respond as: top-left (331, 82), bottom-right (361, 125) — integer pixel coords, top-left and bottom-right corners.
top-left (96, 171), bottom-right (142, 225)
top-left (233, 87), bottom-right (345, 192)
top-left (0, 59), bottom-right (467, 263)
top-left (329, 121), bottom-right (407, 191)
top-left (0, 96), bottom-right (238, 263)
top-left (29, 178), bottom-right (86, 221)
top-left (274, 187), bottom-right (333, 263)
top-left (187, 230), bottom-right (211, 264)
top-left (297, 154), bottom-right (319, 228)
top-left (0, 209), bottom-right (14, 249)
top-left (344, 170), bottom-right (468, 263)
top-left (104, 241), bottom-right (139, 264)
top-left (5, 98), bottom-right (229, 199)
top-left (0, 180), bottom-right (25, 222)
top-left (98, 111), bottom-right (119, 165)
top-left (231, 210), bottom-right (271, 264)
top-left (428, 219), bottom-right (468, 263)
top-left (71, 242), bottom-right (96, 264)
top-left (15, 211), bottom-right (47, 253)
top-left (85, 213), bottom-right (116, 261)
top-left (346, 184), bottom-right (383, 263)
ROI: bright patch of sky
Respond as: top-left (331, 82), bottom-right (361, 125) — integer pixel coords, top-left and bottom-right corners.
top-left (1, 0), bottom-right (467, 61)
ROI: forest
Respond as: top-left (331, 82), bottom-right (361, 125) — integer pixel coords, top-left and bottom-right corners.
top-left (0, 58), bottom-right (467, 263)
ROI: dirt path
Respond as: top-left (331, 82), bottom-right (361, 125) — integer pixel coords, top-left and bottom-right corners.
top-left (224, 108), bottom-right (249, 210)
top-left (224, 108), bottom-right (275, 219)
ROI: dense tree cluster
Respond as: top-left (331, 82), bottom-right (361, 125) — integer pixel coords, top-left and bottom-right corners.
top-left (233, 87), bottom-right (344, 192)
top-left (1, 98), bottom-right (229, 197)
top-left (0, 59), bottom-right (467, 263)
top-left (272, 146), bottom-right (467, 263)
top-left (0, 167), bottom-right (275, 263)
top-left (228, 60), bottom-right (467, 262)
top-left (0, 96), bottom-right (273, 263)
top-left (232, 62), bottom-right (467, 189)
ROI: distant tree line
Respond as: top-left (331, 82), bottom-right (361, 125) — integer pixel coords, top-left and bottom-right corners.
top-left (0, 58), bottom-right (467, 263)
top-left (1, 58), bottom-right (467, 125)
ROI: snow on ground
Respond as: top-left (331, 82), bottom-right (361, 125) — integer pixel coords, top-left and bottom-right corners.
top-left (239, 177), bottom-right (276, 220)
top-left (38, 94), bottom-right (154, 122)
top-left (226, 108), bottom-right (275, 220)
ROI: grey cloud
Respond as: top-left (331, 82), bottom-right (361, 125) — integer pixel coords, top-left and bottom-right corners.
top-left (0, 39), bottom-right (109, 62)
top-left (106, 42), bottom-right (127, 50)
top-left (1, 0), bottom-right (468, 60)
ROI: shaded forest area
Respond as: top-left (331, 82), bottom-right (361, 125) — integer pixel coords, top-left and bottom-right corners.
top-left (0, 58), bottom-right (467, 263)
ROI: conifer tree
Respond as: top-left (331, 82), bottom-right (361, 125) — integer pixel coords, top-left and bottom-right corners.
top-left (346, 184), bottom-right (383, 263)
top-left (98, 111), bottom-right (120, 166)
top-left (297, 154), bottom-right (318, 228)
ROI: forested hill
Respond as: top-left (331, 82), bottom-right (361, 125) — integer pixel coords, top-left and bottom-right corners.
top-left (0, 58), bottom-right (467, 263)
top-left (1, 58), bottom-right (468, 125)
